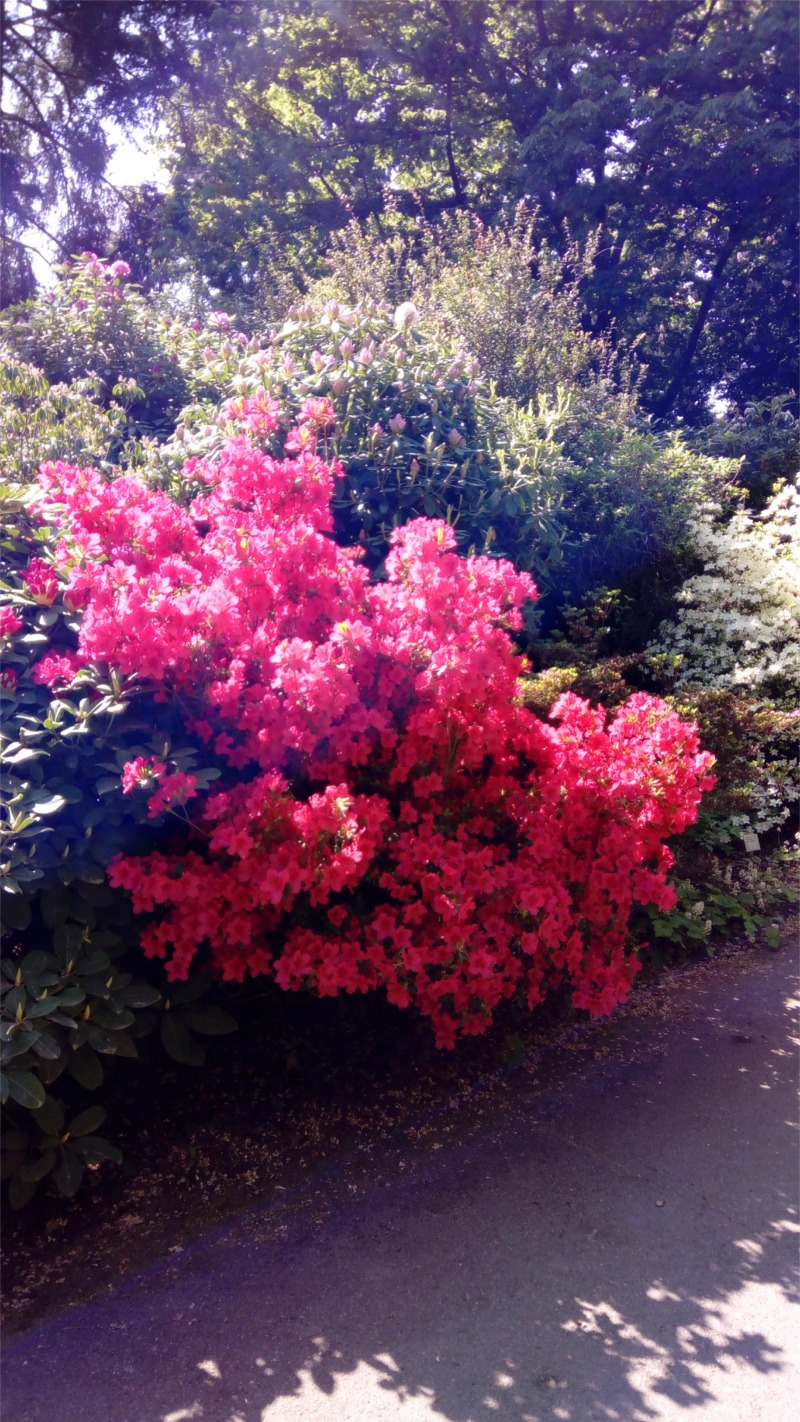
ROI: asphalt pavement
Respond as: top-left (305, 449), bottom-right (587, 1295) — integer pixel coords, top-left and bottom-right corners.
top-left (2, 939), bottom-right (798, 1422)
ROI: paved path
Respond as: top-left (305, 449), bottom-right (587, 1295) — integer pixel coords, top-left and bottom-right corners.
top-left (2, 944), bottom-right (798, 1422)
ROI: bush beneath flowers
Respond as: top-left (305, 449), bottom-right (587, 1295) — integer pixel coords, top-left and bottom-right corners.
top-left (9, 247), bottom-right (792, 1207)
top-left (12, 394), bottom-right (715, 1053)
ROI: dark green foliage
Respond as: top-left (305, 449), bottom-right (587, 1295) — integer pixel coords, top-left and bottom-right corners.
top-left (691, 396), bottom-right (800, 510)
top-left (0, 479), bottom-right (236, 1207)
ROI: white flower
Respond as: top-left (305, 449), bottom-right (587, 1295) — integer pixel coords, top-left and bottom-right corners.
top-left (393, 302), bottom-right (419, 332)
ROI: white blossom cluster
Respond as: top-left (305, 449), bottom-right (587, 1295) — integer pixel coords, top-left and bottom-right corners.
top-left (649, 478), bottom-right (800, 701)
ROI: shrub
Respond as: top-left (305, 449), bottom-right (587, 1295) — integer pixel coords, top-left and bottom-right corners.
top-left (0, 482), bottom-right (234, 1205)
top-left (0, 253), bottom-right (257, 452)
top-left (638, 844), bottom-right (798, 960)
top-left (156, 293), bottom-right (570, 592)
top-left (691, 395), bottom-right (799, 510)
top-left (28, 417), bottom-right (714, 1050)
top-left (0, 353), bottom-right (141, 483)
top-left (646, 478), bottom-right (800, 704)
top-left (316, 206), bottom-right (613, 411)
top-left (158, 290), bottom-right (734, 641)
top-left (666, 691), bottom-right (799, 846)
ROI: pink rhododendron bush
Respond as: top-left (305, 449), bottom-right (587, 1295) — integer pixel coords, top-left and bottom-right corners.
top-left (32, 405), bottom-right (714, 1049)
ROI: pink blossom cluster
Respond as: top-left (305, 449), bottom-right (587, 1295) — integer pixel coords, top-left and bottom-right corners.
top-left (23, 558), bottom-right (59, 606)
top-left (33, 436), bottom-right (714, 1045)
top-left (0, 608), bottom-right (23, 639)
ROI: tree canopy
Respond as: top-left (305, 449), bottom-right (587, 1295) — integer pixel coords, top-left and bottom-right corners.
top-left (2, 0), bottom-right (797, 417)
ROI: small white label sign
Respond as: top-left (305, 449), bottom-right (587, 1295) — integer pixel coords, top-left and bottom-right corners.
top-left (741, 832), bottom-right (760, 853)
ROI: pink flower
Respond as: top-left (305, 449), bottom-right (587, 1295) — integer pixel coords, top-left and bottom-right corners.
top-left (297, 397), bottom-right (336, 430)
top-left (24, 559), bottom-right (59, 606)
top-left (388, 414), bottom-right (407, 435)
top-left (0, 608), bottom-right (23, 639)
top-left (45, 441), bottom-right (712, 1043)
top-left (121, 757), bottom-right (165, 793)
top-left (31, 653), bottom-right (81, 688)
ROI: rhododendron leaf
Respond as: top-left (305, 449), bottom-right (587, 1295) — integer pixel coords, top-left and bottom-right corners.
top-left (18, 1149), bottom-right (57, 1184)
top-left (4, 1068), bottom-right (45, 1110)
top-left (31, 794), bottom-right (67, 816)
top-left (121, 984), bottom-right (161, 1010)
top-left (8, 1175), bottom-right (38, 1209)
top-left (90, 1008), bottom-right (136, 1032)
top-left (96, 777), bottom-right (123, 796)
top-left (1, 1033), bottom-right (35, 1064)
top-left (160, 1013), bottom-right (205, 1067)
top-left (52, 924), bottom-right (85, 958)
top-left (68, 1105), bottom-right (107, 1137)
top-left (184, 1005), bottom-right (237, 1037)
top-left (82, 1025), bottom-right (125, 1056)
top-left (1, 896), bottom-right (30, 931)
top-left (72, 953), bottom-right (111, 977)
top-left (35, 1094), bottom-right (65, 1137)
top-left (169, 973), bottom-right (213, 1006)
top-left (30, 1032), bottom-right (60, 1061)
top-left (36, 1054), bottom-right (67, 1086)
top-left (53, 1148), bottom-right (83, 1197)
top-left (26, 998), bottom-right (60, 1019)
top-left (67, 1046), bottom-right (104, 1090)
top-left (71, 1135), bottom-right (122, 1164)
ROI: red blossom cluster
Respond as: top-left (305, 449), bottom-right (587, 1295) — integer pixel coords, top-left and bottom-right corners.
top-left (33, 434), bottom-right (714, 1045)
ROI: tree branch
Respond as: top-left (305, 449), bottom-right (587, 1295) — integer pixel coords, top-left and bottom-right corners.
top-left (653, 230), bottom-right (739, 416)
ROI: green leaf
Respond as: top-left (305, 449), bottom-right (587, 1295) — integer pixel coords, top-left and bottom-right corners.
top-left (95, 777), bottom-right (122, 796)
top-left (5, 1067), bottom-right (46, 1110)
top-left (1, 895), bottom-right (31, 931)
top-left (121, 983), bottom-right (162, 1009)
top-left (89, 1007), bottom-right (136, 1031)
top-left (184, 1004), bottom-right (237, 1036)
top-left (31, 795), bottom-right (68, 816)
top-left (107, 1030), bottom-right (137, 1059)
top-left (160, 1012), bottom-right (205, 1066)
top-left (41, 886), bottom-right (71, 929)
top-left (8, 1174), bottom-right (38, 1209)
top-left (68, 1105), bottom-right (107, 1137)
top-left (4, 985), bottom-right (27, 1016)
top-left (26, 997), bottom-right (61, 1018)
top-left (21, 951), bottom-right (50, 977)
top-left (70, 1135), bottom-right (122, 1164)
top-left (30, 1031), bottom-right (60, 1060)
top-left (53, 1148), bottom-right (84, 1197)
top-left (1, 1031), bottom-right (36, 1063)
top-left (74, 952), bottom-right (111, 977)
top-left (52, 984), bottom-right (85, 1008)
top-left (53, 923), bottom-right (85, 958)
top-left (83, 1024), bottom-right (125, 1055)
top-left (169, 971), bottom-right (213, 1006)
top-left (19, 1148), bottom-right (57, 1183)
top-left (37, 1052), bottom-right (67, 1085)
top-left (67, 1044), bottom-right (103, 1090)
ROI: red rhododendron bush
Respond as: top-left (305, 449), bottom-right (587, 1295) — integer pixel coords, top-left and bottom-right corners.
top-left (34, 408), bottom-right (714, 1048)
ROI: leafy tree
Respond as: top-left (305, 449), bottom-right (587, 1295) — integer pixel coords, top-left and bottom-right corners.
top-left (149, 0), bottom-right (797, 418)
top-left (0, 0), bottom-right (231, 305)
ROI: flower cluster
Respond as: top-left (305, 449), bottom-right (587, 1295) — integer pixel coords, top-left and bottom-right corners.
top-left (34, 436), bottom-right (714, 1045)
top-left (648, 479), bottom-right (800, 703)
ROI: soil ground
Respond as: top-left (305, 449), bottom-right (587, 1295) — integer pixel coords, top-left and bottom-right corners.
top-left (1, 922), bottom-right (798, 1420)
